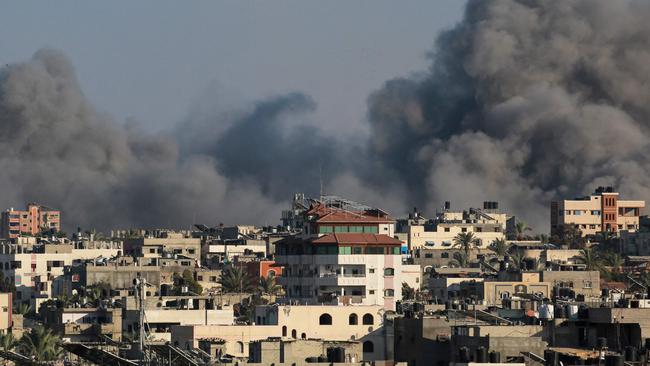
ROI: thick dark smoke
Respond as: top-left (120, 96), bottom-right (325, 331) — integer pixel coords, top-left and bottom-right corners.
top-left (4, 0), bottom-right (650, 233)
top-left (0, 49), bottom-right (320, 231)
top-left (364, 0), bottom-right (650, 230)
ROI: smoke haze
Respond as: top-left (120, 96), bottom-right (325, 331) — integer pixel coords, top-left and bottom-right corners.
top-left (2, 0), bottom-right (650, 232)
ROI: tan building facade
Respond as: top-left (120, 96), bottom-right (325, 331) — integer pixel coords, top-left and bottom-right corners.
top-left (551, 187), bottom-right (645, 236)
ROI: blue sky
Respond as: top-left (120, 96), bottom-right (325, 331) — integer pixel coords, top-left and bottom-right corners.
top-left (0, 1), bottom-right (464, 135)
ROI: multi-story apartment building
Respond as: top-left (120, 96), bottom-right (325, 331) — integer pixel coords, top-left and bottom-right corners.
top-left (0, 237), bottom-right (122, 309)
top-left (277, 202), bottom-right (419, 311)
top-left (0, 203), bottom-right (61, 239)
top-left (397, 202), bottom-right (510, 250)
top-left (551, 186), bottom-right (645, 237)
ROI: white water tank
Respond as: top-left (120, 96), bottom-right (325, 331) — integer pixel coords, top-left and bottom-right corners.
top-left (567, 304), bottom-right (579, 319)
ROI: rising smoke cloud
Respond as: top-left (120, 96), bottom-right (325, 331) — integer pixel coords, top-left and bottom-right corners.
top-left (3, 0), bottom-right (650, 232)
top-left (364, 0), bottom-right (650, 229)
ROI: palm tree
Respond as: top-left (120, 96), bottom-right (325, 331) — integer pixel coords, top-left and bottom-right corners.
top-left (452, 232), bottom-right (480, 262)
top-left (14, 303), bottom-right (31, 316)
top-left (538, 234), bottom-right (549, 244)
top-left (0, 332), bottom-right (17, 364)
top-left (489, 238), bottom-right (509, 257)
top-left (18, 325), bottom-right (63, 362)
top-left (515, 221), bottom-right (532, 240)
top-left (219, 266), bottom-right (255, 293)
top-left (578, 248), bottom-right (601, 271)
top-left (508, 252), bottom-right (525, 270)
top-left (257, 274), bottom-right (282, 296)
top-left (449, 251), bottom-right (470, 268)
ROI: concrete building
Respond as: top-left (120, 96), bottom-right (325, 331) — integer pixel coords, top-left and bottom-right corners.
top-left (397, 203), bottom-right (509, 250)
top-left (0, 239), bottom-right (122, 309)
top-left (539, 270), bottom-right (600, 299)
top-left (249, 338), bottom-right (362, 364)
top-left (459, 280), bottom-right (552, 306)
top-left (123, 231), bottom-right (201, 263)
top-left (0, 293), bottom-right (11, 334)
top-left (551, 186), bottom-right (645, 236)
top-left (0, 203), bottom-right (61, 239)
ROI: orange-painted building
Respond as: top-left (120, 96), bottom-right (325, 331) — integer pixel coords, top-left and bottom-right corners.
top-left (0, 203), bottom-right (61, 239)
top-left (245, 260), bottom-right (283, 278)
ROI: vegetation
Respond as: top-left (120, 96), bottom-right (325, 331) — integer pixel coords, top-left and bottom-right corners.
top-left (219, 266), bottom-right (255, 294)
top-left (551, 224), bottom-right (585, 249)
top-left (578, 248), bottom-right (601, 271)
top-left (0, 272), bottom-right (15, 296)
top-left (0, 332), bottom-right (17, 363)
top-left (172, 270), bottom-right (203, 296)
top-left (449, 251), bottom-right (470, 268)
top-left (257, 274), bottom-right (282, 296)
top-left (401, 282), bottom-right (416, 300)
top-left (514, 221), bottom-right (532, 240)
top-left (489, 238), bottom-right (510, 257)
top-left (452, 232), bottom-right (480, 262)
top-left (18, 325), bottom-right (63, 362)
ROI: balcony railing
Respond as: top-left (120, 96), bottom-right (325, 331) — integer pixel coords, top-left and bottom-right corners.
top-left (318, 273), bottom-right (366, 278)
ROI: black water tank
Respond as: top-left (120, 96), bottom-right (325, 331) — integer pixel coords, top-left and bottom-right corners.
top-left (445, 201), bottom-right (451, 210)
top-left (459, 347), bottom-right (471, 362)
top-left (625, 346), bottom-right (637, 362)
top-left (489, 351), bottom-right (501, 363)
top-left (327, 347), bottom-right (345, 363)
top-left (645, 338), bottom-right (650, 350)
top-left (555, 305), bottom-right (566, 319)
top-left (605, 354), bottom-right (624, 366)
top-left (544, 350), bottom-right (558, 366)
top-left (475, 346), bottom-right (488, 363)
top-left (597, 337), bottom-right (607, 349)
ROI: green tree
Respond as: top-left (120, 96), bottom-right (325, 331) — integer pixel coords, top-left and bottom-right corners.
top-left (514, 221), bottom-right (532, 240)
top-left (489, 238), bottom-right (510, 257)
top-left (18, 325), bottom-right (63, 362)
top-left (401, 282), bottom-right (416, 300)
top-left (552, 224), bottom-right (585, 249)
top-left (508, 252), bottom-right (525, 270)
top-left (219, 267), bottom-right (255, 294)
top-left (0, 332), bottom-right (17, 364)
top-left (173, 270), bottom-right (203, 295)
top-left (449, 251), bottom-right (470, 268)
top-left (452, 232), bottom-right (480, 262)
top-left (257, 274), bottom-right (282, 296)
top-left (0, 272), bottom-right (15, 296)
top-left (578, 248), bottom-right (601, 271)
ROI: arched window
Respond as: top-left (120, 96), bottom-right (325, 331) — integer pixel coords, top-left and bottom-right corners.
top-left (362, 313), bottom-right (374, 325)
top-left (363, 341), bottom-right (374, 353)
top-left (384, 289), bottom-right (395, 297)
top-left (319, 313), bottom-right (333, 325)
top-left (384, 268), bottom-right (395, 276)
top-left (237, 341), bottom-right (244, 354)
top-left (282, 326), bottom-right (287, 337)
top-left (349, 313), bottom-right (358, 325)
top-left (291, 329), bottom-right (297, 338)
top-left (424, 266), bottom-right (433, 274)
top-left (301, 333), bottom-right (306, 339)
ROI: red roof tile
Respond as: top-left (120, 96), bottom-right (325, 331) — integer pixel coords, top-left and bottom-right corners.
top-left (312, 233), bottom-right (402, 245)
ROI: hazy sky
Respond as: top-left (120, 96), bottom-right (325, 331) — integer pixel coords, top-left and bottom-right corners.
top-left (0, 1), bottom-right (464, 136)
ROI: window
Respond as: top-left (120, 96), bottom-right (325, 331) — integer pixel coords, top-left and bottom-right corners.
top-left (425, 253), bottom-right (433, 258)
top-left (301, 333), bottom-right (306, 339)
top-left (384, 289), bottom-right (395, 297)
top-left (574, 210), bottom-right (581, 215)
top-left (335, 226), bottom-right (348, 233)
top-left (319, 313), bottom-right (333, 325)
top-left (319, 226), bottom-right (333, 234)
top-left (461, 228), bottom-right (467, 232)
top-left (591, 210), bottom-right (600, 215)
top-left (441, 252), bottom-right (449, 259)
top-left (362, 313), bottom-right (374, 325)
top-left (369, 290), bottom-right (375, 295)
top-left (384, 268), bottom-right (395, 276)
top-left (349, 226), bottom-right (364, 233)
top-left (339, 246), bottom-right (352, 255)
top-left (444, 227), bottom-right (450, 232)
top-left (349, 314), bottom-right (358, 325)
top-left (187, 249), bottom-right (195, 254)
top-left (149, 248), bottom-right (156, 254)
top-left (352, 247), bottom-right (363, 255)
top-left (363, 226), bottom-right (378, 234)
top-left (583, 281), bottom-right (592, 289)
top-left (368, 268), bottom-right (375, 274)
top-left (475, 227), bottom-right (482, 232)
top-left (292, 329), bottom-right (297, 338)
top-left (366, 247), bottom-right (384, 254)
top-left (237, 341), bottom-right (244, 353)
top-left (282, 326), bottom-right (287, 337)
top-left (363, 341), bottom-right (374, 353)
